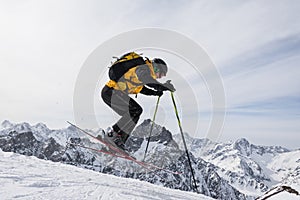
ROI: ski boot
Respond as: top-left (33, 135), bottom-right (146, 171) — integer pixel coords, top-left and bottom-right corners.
top-left (105, 127), bottom-right (115, 137)
top-left (96, 127), bottom-right (115, 140)
top-left (113, 132), bottom-right (130, 151)
top-left (100, 127), bottom-right (130, 152)
top-left (113, 134), bottom-right (126, 150)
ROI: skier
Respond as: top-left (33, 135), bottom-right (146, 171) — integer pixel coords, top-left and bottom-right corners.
top-left (101, 53), bottom-right (175, 150)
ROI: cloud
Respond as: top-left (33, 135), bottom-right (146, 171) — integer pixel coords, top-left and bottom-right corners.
top-left (229, 96), bottom-right (300, 118)
top-left (222, 41), bottom-right (300, 107)
top-left (221, 34), bottom-right (300, 75)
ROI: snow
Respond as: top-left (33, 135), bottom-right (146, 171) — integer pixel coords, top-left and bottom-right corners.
top-left (256, 185), bottom-right (300, 200)
top-left (0, 149), bottom-right (213, 200)
top-left (267, 191), bottom-right (300, 200)
top-left (267, 150), bottom-right (300, 182)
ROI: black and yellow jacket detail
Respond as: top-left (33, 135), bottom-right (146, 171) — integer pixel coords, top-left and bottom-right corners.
top-left (106, 59), bottom-right (157, 94)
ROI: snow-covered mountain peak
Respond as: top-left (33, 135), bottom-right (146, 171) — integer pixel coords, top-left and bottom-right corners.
top-left (173, 134), bottom-right (299, 196)
top-left (1, 121), bottom-right (52, 135)
top-left (33, 122), bottom-right (51, 133)
top-left (0, 121), bottom-right (32, 134)
top-left (233, 138), bottom-right (251, 156)
top-left (233, 138), bottom-right (250, 149)
top-left (1, 120), bottom-right (14, 129)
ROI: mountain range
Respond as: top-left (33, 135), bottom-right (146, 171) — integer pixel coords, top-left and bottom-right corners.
top-left (0, 119), bottom-right (299, 199)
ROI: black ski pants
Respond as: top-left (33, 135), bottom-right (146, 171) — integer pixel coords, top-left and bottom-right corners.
top-left (101, 85), bottom-right (143, 136)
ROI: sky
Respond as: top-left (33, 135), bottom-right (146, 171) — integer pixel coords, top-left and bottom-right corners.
top-left (0, 0), bottom-right (299, 149)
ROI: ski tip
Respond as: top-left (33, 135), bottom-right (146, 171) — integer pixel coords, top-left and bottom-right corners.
top-left (66, 121), bottom-right (74, 126)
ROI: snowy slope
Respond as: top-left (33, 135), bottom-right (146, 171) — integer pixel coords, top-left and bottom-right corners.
top-left (257, 185), bottom-right (300, 200)
top-left (267, 150), bottom-right (300, 184)
top-left (0, 149), bottom-right (213, 200)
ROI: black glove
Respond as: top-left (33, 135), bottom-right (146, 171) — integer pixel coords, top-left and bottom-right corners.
top-left (153, 90), bottom-right (163, 97)
top-left (140, 86), bottom-right (163, 97)
top-left (162, 80), bottom-right (176, 92)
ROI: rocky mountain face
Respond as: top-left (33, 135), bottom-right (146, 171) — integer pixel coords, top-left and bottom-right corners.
top-left (173, 133), bottom-right (299, 198)
top-left (1, 119), bottom-right (299, 199)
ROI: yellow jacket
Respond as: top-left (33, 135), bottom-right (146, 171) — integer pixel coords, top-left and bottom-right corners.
top-left (106, 60), bottom-right (157, 94)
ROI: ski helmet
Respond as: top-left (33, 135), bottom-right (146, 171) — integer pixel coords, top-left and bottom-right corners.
top-left (152, 58), bottom-right (168, 76)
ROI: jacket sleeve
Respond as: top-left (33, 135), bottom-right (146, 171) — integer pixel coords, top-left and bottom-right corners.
top-left (135, 65), bottom-right (169, 91)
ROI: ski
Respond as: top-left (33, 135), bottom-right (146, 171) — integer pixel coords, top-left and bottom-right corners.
top-left (67, 121), bottom-right (181, 175)
top-left (67, 142), bottom-right (157, 172)
top-left (67, 121), bottom-right (133, 158)
top-left (67, 142), bottom-right (181, 175)
top-left (66, 142), bottom-right (175, 180)
top-left (99, 133), bottom-right (134, 158)
top-left (67, 142), bottom-right (132, 159)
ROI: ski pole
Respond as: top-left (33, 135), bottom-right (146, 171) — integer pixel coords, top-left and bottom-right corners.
top-left (170, 92), bottom-right (199, 193)
top-left (143, 96), bottom-right (161, 161)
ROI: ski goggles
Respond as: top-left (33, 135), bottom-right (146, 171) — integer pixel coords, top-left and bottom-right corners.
top-left (153, 64), bottom-right (167, 76)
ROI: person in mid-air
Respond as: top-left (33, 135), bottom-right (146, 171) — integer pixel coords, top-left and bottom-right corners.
top-left (101, 52), bottom-right (175, 150)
